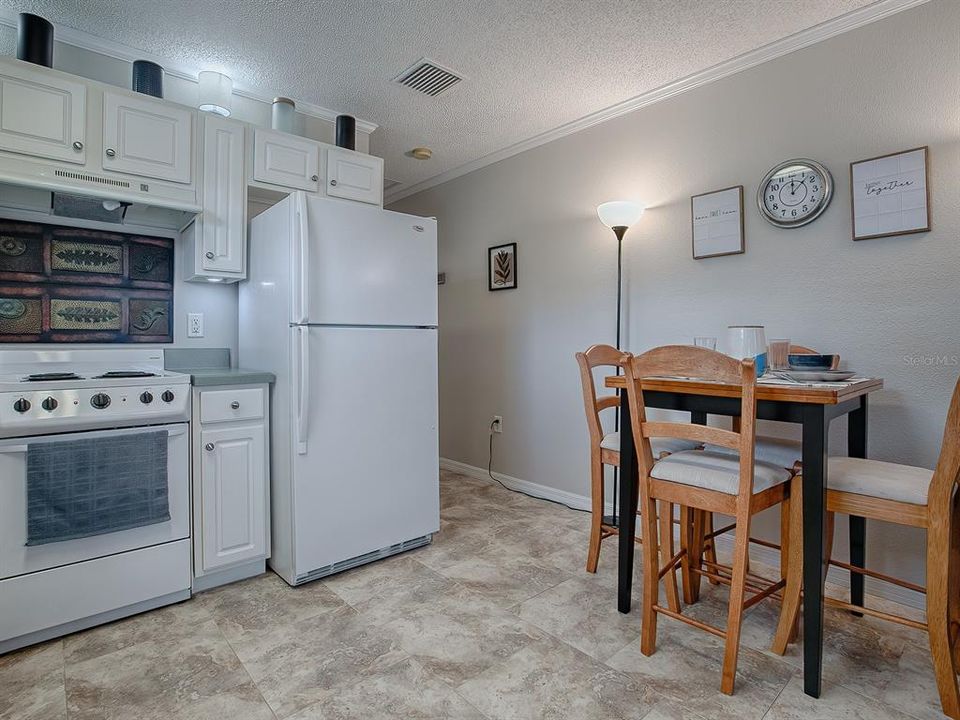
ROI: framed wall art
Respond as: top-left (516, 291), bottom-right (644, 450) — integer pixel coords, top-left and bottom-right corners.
top-left (0, 220), bottom-right (174, 343)
top-left (691, 185), bottom-right (744, 259)
top-left (488, 242), bottom-right (517, 291)
top-left (850, 146), bottom-right (930, 241)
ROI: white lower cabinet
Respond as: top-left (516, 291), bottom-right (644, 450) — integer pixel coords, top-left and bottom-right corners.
top-left (192, 384), bottom-right (269, 589)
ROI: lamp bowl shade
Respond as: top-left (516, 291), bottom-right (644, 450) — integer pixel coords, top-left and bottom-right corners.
top-left (197, 71), bottom-right (233, 116)
top-left (597, 201), bottom-right (644, 229)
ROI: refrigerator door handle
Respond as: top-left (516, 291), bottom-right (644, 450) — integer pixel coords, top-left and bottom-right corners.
top-left (296, 325), bottom-right (310, 454)
top-left (295, 193), bottom-right (310, 324)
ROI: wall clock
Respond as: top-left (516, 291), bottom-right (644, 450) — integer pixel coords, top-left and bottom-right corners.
top-left (757, 158), bottom-right (833, 228)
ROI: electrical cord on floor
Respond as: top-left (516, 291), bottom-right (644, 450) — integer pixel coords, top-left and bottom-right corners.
top-left (486, 419), bottom-right (589, 514)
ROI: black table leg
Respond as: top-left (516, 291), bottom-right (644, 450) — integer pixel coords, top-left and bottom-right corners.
top-left (618, 391), bottom-right (639, 614)
top-left (802, 404), bottom-right (829, 698)
top-left (848, 396), bottom-right (868, 614)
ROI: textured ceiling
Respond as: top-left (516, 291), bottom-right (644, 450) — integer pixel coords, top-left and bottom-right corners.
top-left (2, 0), bottom-right (877, 196)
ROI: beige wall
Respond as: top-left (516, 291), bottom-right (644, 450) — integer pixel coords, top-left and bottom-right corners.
top-left (391, 0), bottom-right (960, 600)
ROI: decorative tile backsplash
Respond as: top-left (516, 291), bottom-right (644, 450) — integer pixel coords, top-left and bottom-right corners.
top-left (0, 220), bottom-right (174, 343)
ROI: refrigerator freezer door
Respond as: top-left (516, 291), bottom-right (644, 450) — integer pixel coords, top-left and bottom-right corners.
top-left (290, 326), bottom-right (439, 579)
top-left (298, 196), bottom-right (437, 327)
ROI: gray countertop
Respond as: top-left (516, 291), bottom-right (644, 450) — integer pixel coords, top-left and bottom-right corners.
top-left (164, 348), bottom-right (275, 387)
top-left (179, 367), bottom-right (276, 387)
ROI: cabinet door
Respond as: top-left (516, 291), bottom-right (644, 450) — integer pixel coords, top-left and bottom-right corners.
top-left (200, 115), bottom-right (245, 274)
top-left (102, 91), bottom-right (193, 184)
top-left (0, 64), bottom-right (86, 164)
top-left (253, 129), bottom-right (319, 192)
top-left (325, 147), bottom-right (383, 205)
top-left (198, 423), bottom-right (266, 572)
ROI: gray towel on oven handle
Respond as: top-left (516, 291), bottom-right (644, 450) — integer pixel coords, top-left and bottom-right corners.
top-left (26, 430), bottom-right (170, 546)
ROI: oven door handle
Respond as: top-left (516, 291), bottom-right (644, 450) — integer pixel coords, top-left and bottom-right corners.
top-left (0, 426), bottom-right (185, 453)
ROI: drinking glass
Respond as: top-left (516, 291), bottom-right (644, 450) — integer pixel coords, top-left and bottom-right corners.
top-left (769, 338), bottom-right (790, 370)
top-left (694, 336), bottom-right (717, 350)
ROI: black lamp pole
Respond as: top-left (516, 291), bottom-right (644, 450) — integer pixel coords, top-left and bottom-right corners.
top-left (609, 224), bottom-right (627, 527)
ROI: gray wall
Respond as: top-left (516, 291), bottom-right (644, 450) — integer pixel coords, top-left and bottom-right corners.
top-left (391, 0), bottom-right (960, 595)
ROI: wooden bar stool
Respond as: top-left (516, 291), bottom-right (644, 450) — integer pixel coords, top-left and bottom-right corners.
top-left (620, 345), bottom-right (799, 694)
top-left (773, 375), bottom-right (960, 719)
top-left (575, 344), bottom-right (698, 576)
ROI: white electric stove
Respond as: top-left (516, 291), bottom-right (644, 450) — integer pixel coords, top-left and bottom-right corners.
top-left (0, 348), bottom-right (192, 654)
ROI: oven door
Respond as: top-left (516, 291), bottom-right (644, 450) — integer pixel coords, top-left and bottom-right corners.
top-left (0, 423), bottom-right (189, 580)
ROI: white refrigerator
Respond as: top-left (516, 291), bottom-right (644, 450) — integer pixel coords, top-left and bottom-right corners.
top-left (239, 193), bottom-right (439, 586)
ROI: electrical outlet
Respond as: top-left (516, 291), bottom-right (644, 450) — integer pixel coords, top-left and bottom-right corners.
top-left (492, 415), bottom-right (503, 433)
top-left (187, 313), bottom-right (204, 338)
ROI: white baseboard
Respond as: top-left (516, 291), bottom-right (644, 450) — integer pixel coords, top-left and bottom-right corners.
top-left (440, 457), bottom-right (925, 612)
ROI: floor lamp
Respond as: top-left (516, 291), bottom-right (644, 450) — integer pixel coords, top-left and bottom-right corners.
top-left (596, 200), bottom-right (645, 527)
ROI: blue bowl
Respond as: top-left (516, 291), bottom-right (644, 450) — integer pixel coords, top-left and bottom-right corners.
top-left (788, 353), bottom-right (838, 370)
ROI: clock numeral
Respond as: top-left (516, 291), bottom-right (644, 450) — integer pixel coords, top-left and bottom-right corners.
top-left (772, 203), bottom-right (779, 210)
top-left (772, 183), bottom-right (780, 191)
top-left (802, 205), bottom-right (808, 212)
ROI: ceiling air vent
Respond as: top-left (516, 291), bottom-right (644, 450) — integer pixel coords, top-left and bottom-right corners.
top-left (394, 59), bottom-right (462, 97)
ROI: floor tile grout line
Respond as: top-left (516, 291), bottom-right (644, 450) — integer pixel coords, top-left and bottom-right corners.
top-left (214, 615), bottom-right (281, 720)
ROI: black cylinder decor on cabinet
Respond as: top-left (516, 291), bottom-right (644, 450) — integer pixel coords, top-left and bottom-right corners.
top-left (17, 13), bottom-right (54, 68)
top-left (335, 115), bottom-right (356, 151)
top-left (132, 60), bottom-right (164, 98)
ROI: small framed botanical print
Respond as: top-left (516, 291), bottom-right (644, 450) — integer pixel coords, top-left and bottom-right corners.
top-left (488, 242), bottom-right (517, 291)
top-left (691, 185), bottom-right (744, 259)
top-left (850, 146), bottom-right (930, 240)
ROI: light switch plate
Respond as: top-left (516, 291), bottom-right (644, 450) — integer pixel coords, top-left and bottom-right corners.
top-left (187, 313), bottom-right (204, 338)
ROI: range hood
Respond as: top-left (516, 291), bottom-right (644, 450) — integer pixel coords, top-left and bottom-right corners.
top-left (0, 182), bottom-right (196, 231)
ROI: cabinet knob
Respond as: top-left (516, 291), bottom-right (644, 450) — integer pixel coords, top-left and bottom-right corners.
top-left (105, 148), bottom-right (116, 158)
top-left (311, 174), bottom-right (319, 182)
top-left (205, 442), bottom-right (215, 451)
top-left (230, 400), bottom-right (240, 409)
top-left (72, 141), bottom-right (83, 151)
top-left (205, 251), bottom-right (215, 259)
top-left (329, 179), bottom-right (337, 187)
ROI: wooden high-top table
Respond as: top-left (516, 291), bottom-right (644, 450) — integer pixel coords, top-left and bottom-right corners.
top-left (604, 374), bottom-right (883, 698)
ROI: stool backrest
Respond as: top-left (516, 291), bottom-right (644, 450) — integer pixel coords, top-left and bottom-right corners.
top-left (575, 344), bottom-right (622, 450)
top-left (621, 345), bottom-right (758, 497)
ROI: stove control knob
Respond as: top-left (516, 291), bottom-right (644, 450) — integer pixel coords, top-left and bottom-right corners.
top-left (140, 391), bottom-right (154, 404)
top-left (13, 397), bottom-right (30, 413)
top-left (41, 397), bottom-right (58, 412)
top-left (161, 390), bottom-right (175, 403)
top-left (90, 393), bottom-right (111, 409)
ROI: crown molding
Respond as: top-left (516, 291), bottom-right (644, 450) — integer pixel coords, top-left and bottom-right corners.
top-left (0, 9), bottom-right (378, 133)
top-left (386, 0), bottom-right (931, 204)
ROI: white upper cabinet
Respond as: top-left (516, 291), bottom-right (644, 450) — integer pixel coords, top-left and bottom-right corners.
top-left (0, 62), bottom-right (86, 164)
top-left (324, 146), bottom-right (383, 206)
top-left (252, 129), bottom-right (320, 192)
top-left (102, 91), bottom-right (193, 184)
top-left (199, 115), bottom-right (245, 275)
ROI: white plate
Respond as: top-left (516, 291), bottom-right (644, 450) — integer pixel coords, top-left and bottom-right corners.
top-left (776, 370), bottom-right (857, 382)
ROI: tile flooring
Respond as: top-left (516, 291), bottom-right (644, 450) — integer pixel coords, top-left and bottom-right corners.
top-left (0, 469), bottom-right (950, 719)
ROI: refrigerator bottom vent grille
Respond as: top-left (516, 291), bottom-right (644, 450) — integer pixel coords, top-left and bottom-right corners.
top-left (295, 534), bottom-right (433, 585)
